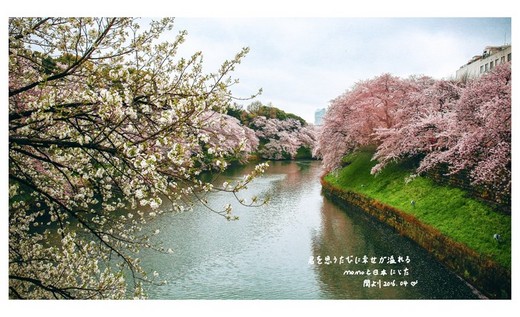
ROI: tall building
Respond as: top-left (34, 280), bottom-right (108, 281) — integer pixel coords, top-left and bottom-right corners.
top-left (456, 45), bottom-right (511, 81)
top-left (314, 108), bottom-right (326, 126)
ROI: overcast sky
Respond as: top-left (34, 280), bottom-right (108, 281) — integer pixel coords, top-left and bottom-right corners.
top-left (168, 18), bottom-right (511, 123)
top-left (2, 2), bottom-right (513, 124)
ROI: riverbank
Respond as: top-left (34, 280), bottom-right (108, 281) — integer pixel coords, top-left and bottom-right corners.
top-left (321, 149), bottom-right (511, 299)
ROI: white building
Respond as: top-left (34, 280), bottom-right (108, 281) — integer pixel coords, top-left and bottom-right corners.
top-left (455, 45), bottom-right (511, 81)
top-left (314, 108), bottom-right (326, 125)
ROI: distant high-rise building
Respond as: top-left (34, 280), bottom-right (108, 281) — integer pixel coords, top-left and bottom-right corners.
top-left (456, 45), bottom-right (511, 81)
top-left (314, 108), bottom-right (326, 125)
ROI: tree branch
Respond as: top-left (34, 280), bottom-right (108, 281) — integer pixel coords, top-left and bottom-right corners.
top-left (9, 18), bottom-right (117, 97)
top-left (10, 137), bottom-right (117, 154)
top-left (9, 275), bottom-right (75, 299)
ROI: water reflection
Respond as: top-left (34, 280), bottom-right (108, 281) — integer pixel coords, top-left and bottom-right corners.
top-left (312, 194), bottom-right (480, 299)
top-left (139, 160), bottom-right (479, 299)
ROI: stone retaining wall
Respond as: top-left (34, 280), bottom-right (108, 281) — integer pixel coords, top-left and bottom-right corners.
top-left (321, 178), bottom-right (511, 299)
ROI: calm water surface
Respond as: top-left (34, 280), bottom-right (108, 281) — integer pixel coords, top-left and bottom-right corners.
top-left (140, 161), bottom-right (479, 299)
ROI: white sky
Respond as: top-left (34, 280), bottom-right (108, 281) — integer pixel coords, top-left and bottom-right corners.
top-left (3, 1), bottom-right (514, 124)
top-left (169, 17), bottom-right (511, 123)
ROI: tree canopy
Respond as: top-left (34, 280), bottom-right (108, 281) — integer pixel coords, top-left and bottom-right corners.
top-left (9, 17), bottom-right (268, 299)
top-left (315, 64), bottom-right (511, 201)
top-left (227, 101), bottom-right (307, 127)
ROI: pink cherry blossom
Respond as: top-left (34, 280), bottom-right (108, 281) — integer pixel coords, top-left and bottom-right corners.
top-left (251, 116), bottom-right (317, 160)
top-left (317, 64), bottom-right (511, 199)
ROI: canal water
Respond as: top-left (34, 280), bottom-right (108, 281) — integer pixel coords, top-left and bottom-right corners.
top-left (140, 160), bottom-right (480, 299)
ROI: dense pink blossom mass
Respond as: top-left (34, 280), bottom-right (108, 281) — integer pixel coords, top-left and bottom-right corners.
top-left (251, 116), bottom-right (317, 160)
top-left (316, 63), bottom-right (511, 198)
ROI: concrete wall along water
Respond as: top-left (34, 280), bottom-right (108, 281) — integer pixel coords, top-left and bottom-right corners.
top-left (321, 178), bottom-right (511, 299)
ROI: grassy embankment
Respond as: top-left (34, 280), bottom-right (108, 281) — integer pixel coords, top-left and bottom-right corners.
top-left (324, 148), bottom-right (511, 269)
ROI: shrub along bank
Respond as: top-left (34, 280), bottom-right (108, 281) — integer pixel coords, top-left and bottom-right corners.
top-left (322, 149), bottom-right (511, 298)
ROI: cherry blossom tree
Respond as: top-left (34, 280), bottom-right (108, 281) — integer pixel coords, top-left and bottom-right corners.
top-left (371, 77), bottom-right (463, 173)
top-left (415, 63), bottom-right (511, 198)
top-left (315, 74), bottom-right (417, 172)
top-left (251, 116), bottom-right (317, 160)
top-left (198, 110), bottom-right (259, 166)
top-left (9, 17), bottom-right (267, 299)
top-left (317, 64), bottom-right (511, 199)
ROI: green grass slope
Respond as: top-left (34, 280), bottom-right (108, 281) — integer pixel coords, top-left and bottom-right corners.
top-left (324, 149), bottom-right (511, 268)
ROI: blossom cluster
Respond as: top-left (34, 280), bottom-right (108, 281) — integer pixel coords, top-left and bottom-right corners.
top-left (9, 17), bottom-right (264, 299)
top-left (251, 116), bottom-right (318, 160)
top-left (315, 65), bottom-right (511, 198)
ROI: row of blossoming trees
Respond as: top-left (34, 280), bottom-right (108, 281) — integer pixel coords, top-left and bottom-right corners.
top-left (184, 104), bottom-right (318, 163)
top-left (228, 102), bottom-right (318, 160)
top-left (315, 63), bottom-right (511, 204)
top-left (8, 18), bottom-right (316, 299)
